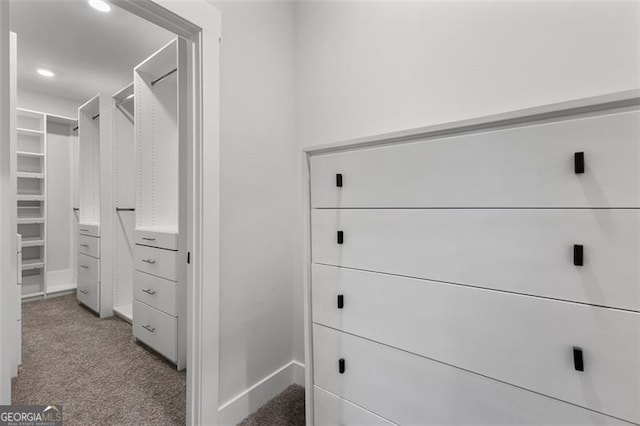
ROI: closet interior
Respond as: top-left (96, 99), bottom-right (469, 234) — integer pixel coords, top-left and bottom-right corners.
top-left (9, 0), bottom-right (186, 383)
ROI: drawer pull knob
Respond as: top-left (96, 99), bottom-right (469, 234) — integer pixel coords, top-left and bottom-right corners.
top-left (142, 237), bottom-right (156, 241)
top-left (573, 244), bottom-right (584, 266)
top-left (336, 173), bottom-right (343, 188)
top-left (142, 289), bottom-right (156, 295)
top-left (337, 294), bottom-right (344, 309)
top-left (573, 346), bottom-right (584, 371)
top-left (574, 152), bottom-right (585, 174)
top-left (142, 259), bottom-right (156, 264)
top-left (80, 244), bottom-right (89, 248)
top-left (338, 358), bottom-right (345, 374)
top-left (337, 231), bottom-right (344, 245)
top-left (80, 265), bottom-right (89, 269)
top-left (79, 289), bottom-right (88, 294)
top-left (142, 325), bottom-right (156, 333)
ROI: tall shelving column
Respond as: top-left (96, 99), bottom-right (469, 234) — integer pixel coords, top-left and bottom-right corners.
top-left (16, 108), bottom-right (47, 300)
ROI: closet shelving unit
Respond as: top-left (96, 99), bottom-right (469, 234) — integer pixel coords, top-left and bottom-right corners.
top-left (16, 108), bottom-right (46, 299)
top-left (132, 38), bottom-right (188, 370)
top-left (112, 83), bottom-right (136, 322)
top-left (16, 108), bottom-right (79, 300)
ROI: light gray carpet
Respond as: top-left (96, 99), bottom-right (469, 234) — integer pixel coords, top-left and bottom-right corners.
top-left (12, 294), bottom-right (186, 426)
top-left (238, 384), bottom-right (305, 426)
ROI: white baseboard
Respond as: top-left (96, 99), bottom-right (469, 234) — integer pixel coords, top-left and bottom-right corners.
top-left (218, 360), bottom-right (306, 425)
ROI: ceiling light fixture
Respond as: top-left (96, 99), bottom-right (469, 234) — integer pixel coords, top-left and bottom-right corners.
top-left (37, 69), bottom-right (55, 78)
top-left (88, 0), bottom-right (111, 13)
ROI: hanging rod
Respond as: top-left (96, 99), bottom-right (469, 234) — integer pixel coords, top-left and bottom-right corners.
top-left (73, 207), bottom-right (79, 211)
top-left (73, 126), bottom-right (78, 131)
top-left (116, 208), bottom-right (135, 211)
top-left (151, 68), bottom-right (177, 86)
top-left (92, 113), bottom-right (100, 120)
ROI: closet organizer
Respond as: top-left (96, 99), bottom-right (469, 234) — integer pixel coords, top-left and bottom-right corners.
top-left (132, 38), bottom-right (188, 370)
top-left (304, 92), bottom-right (640, 425)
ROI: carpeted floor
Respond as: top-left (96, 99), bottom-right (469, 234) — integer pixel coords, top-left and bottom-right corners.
top-left (12, 294), bottom-right (306, 426)
top-left (12, 294), bottom-right (186, 425)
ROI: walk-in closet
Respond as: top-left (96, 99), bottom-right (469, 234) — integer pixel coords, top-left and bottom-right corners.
top-left (7, 1), bottom-right (189, 422)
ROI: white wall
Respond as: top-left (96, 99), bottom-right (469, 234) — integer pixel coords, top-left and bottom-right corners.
top-left (211, 0), bottom-right (298, 416)
top-left (18, 88), bottom-right (80, 118)
top-left (293, 0), bottom-right (640, 361)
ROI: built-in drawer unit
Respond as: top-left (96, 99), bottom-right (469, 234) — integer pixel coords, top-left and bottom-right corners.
top-left (311, 111), bottom-right (640, 209)
top-left (134, 228), bottom-right (178, 251)
top-left (134, 271), bottom-right (178, 317)
top-left (312, 208), bottom-right (640, 311)
top-left (312, 264), bottom-right (640, 423)
top-left (134, 245), bottom-right (178, 281)
top-left (77, 223), bottom-right (100, 237)
top-left (133, 299), bottom-right (177, 362)
top-left (313, 325), bottom-right (630, 425)
top-left (77, 275), bottom-right (100, 313)
top-left (77, 253), bottom-right (100, 282)
top-left (77, 234), bottom-right (100, 258)
top-left (314, 386), bottom-right (394, 426)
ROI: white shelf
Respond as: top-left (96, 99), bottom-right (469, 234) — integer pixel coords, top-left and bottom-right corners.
top-left (17, 172), bottom-right (44, 179)
top-left (47, 282), bottom-right (77, 295)
top-left (17, 195), bottom-right (44, 201)
top-left (17, 217), bottom-right (44, 225)
top-left (21, 237), bottom-right (44, 247)
top-left (17, 128), bottom-right (45, 136)
top-left (21, 291), bottom-right (44, 300)
top-left (17, 151), bottom-right (44, 158)
top-left (22, 258), bottom-right (44, 271)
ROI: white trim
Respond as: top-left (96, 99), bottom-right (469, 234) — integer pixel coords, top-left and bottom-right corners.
top-left (219, 360), bottom-right (305, 425)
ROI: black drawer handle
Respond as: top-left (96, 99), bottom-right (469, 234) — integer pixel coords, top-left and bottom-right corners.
top-left (574, 152), bottom-right (585, 174)
top-left (338, 358), bottom-right (345, 374)
top-left (573, 347), bottom-right (584, 371)
top-left (337, 231), bottom-right (344, 245)
top-left (337, 294), bottom-right (344, 309)
top-left (336, 173), bottom-right (343, 188)
top-left (573, 244), bottom-right (584, 266)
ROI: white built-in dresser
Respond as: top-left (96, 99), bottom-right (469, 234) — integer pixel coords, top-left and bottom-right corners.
top-left (304, 91), bottom-right (640, 425)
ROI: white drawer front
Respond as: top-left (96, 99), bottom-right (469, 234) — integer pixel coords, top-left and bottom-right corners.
top-left (77, 253), bottom-right (100, 282)
top-left (134, 245), bottom-right (178, 282)
top-left (134, 271), bottom-right (177, 317)
top-left (134, 229), bottom-right (178, 251)
top-left (312, 264), bottom-right (640, 423)
top-left (311, 111), bottom-right (640, 208)
top-left (312, 209), bottom-right (640, 311)
top-left (313, 325), bottom-right (630, 426)
top-left (133, 300), bottom-right (177, 362)
top-left (77, 275), bottom-right (99, 313)
top-left (78, 234), bottom-right (100, 258)
top-left (77, 223), bottom-right (100, 237)
top-left (314, 386), bottom-right (394, 426)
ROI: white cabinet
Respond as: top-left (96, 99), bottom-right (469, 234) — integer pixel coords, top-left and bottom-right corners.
top-left (132, 38), bottom-right (187, 370)
top-left (305, 96), bottom-right (640, 425)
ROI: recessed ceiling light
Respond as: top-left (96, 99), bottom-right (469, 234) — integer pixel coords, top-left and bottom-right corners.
top-left (37, 69), bottom-right (55, 78)
top-left (88, 0), bottom-right (111, 13)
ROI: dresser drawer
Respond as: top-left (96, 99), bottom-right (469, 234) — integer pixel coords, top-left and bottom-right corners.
top-left (77, 275), bottom-right (99, 313)
top-left (134, 245), bottom-right (178, 281)
top-left (133, 300), bottom-right (177, 362)
top-left (78, 234), bottom-right (100, 258)
top-left (313, 325), bottom-right (631, 425)
top-left (134, 228), bottom-right (178, 251)
top-left (314, 386), bottom-right (393, 426)
top-left (311, 111), bottom-right (640, 208)
top-left (312, 208), bottom-right (640, 311)
top-left (77, 223), bottom-right (100, 237)
top-left (134, 271), bottom-right (177, 317)
top-left (312, 264), bottom-right (640, 423)
top-left (77, 253), bottom-right (100, 282)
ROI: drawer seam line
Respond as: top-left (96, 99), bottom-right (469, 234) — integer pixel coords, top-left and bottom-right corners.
top-left (313, 385), bottom-right (399, 425)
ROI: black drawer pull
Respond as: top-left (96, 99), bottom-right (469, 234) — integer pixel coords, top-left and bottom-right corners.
top-left (336, 173), bottom-right (343, 188)
top-left (337, 294), bottom-right (344, 309)
top-left (337, 231), bottom-right (344, 245)
top-left (338, 358), bottom-right (345, 374)
top-left (574, 152), bottom-right (585, 174)
top-left (573, 347), bottom-right (584, 371)
top-left (573, 244), bottom-right (584, 266)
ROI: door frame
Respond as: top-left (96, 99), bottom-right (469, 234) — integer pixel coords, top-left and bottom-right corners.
top-left (0, 1), bottom-right (221, 424)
